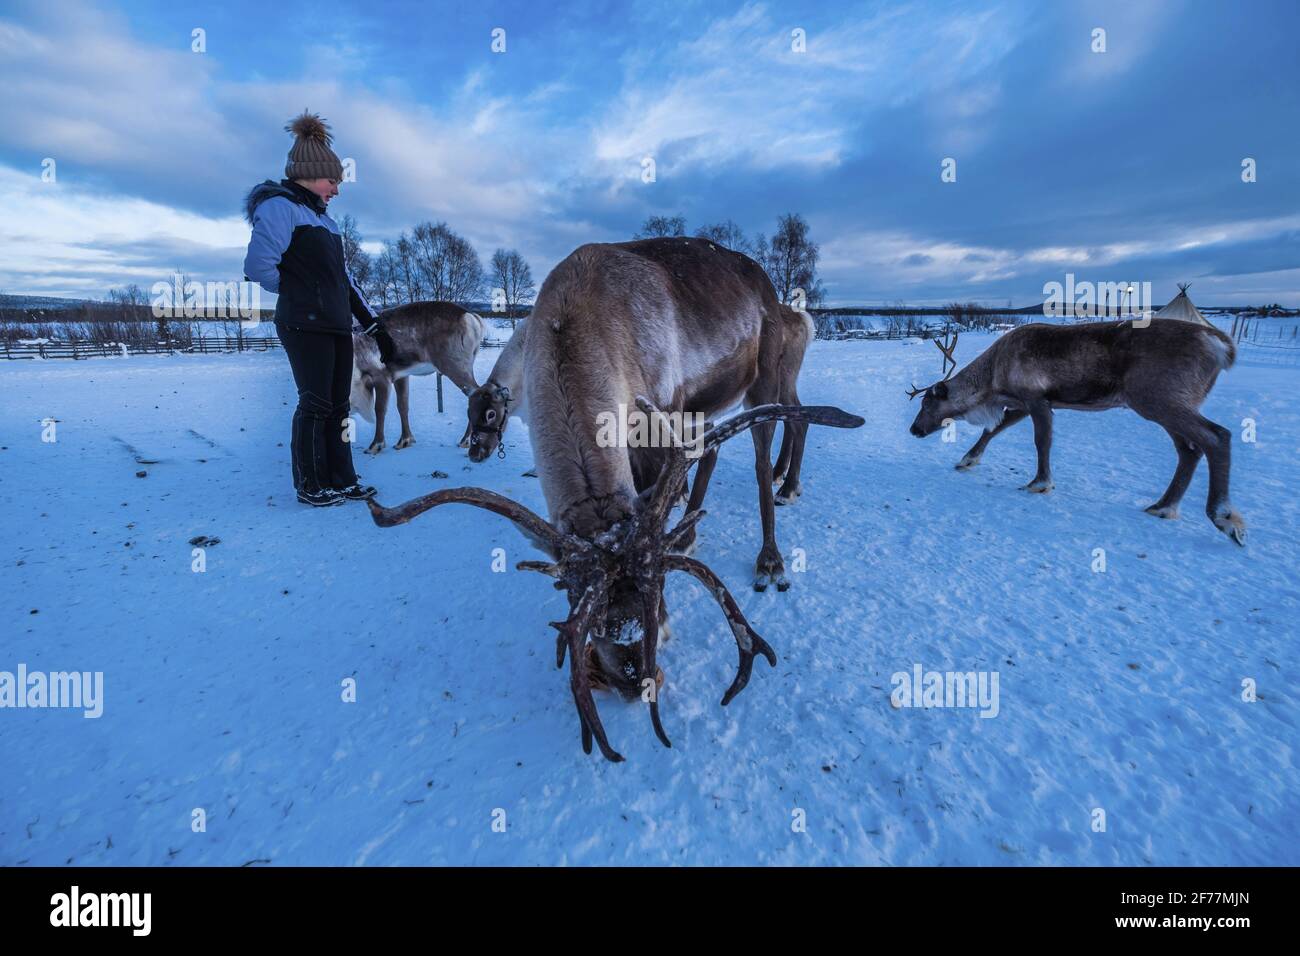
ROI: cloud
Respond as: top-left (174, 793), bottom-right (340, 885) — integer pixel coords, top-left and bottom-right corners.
top-left (819, 212), bottom-right (1300, 303)
top-left (0, 165), bottom-right (249, 296)
top-left (590, 1), bottom-right (1025, 181)
top-left (0, 0), bottom-right (1294, 307)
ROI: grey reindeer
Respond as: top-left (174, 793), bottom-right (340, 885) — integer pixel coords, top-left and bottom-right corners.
top-left (465, 318), bottom-right (530, 463)
top-left (350, 300), bottom-right (484, 454)
top-left (907, 319), bottom-right (1246, 545)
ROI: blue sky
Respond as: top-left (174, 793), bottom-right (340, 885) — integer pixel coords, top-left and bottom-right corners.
top-left (1, 0), bottom-right (1297, 306)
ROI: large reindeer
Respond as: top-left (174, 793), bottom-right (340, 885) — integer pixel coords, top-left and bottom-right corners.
top-left (368, 237), bottom-right (864, 760)
top-left (350, 301), bottom-right (484, 454)
top-left (907, 320), bottom-right (1246, 544)
top-left (466, 307), bottom-right (814, 506)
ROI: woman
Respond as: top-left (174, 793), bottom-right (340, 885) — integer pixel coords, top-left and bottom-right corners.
top-left (243, 111), bottom-right (398, 507)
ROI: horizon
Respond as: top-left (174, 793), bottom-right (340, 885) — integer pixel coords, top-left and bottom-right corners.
top-left (1, 0), bottom-right (1297, 307)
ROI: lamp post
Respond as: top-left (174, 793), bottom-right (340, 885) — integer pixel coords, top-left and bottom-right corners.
top-left (1121, 284), bottom-right (1135, 317)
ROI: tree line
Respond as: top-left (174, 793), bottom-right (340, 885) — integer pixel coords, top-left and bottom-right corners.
top-left (339, 209), bottom-right (827, 324)
top-left (340, 217), bottom-right (536, 326)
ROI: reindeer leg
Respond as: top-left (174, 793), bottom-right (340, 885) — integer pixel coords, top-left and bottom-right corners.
top-left (393, 376), bottom-right (416, 449)
top-left (1198, 416), bottom-right (1245, 545)
top-left (673, 448), bottom-right (716, 555)
top-left (450, 365), bottom-right (478, 448)
top-left (365, 378), bottom-right (389, 455)
top-left (1158, 411), bottom-right (1244, 544)
top-left (772, 423), bottom-right (794, 484)
top-left (775, 383), bottom-right (806, 505)
top-left (957, 408), bottom-right (1027, 470)
top-left (1022, 400), bottom-right (1054, 493)
top-left (751, 418), bottom-right (786, 590)
top-left (1144, 427), bottom-right (1203, 519)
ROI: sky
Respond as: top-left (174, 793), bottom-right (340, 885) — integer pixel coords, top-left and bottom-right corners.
top-left (0, 0), bottom-right (1297, 307)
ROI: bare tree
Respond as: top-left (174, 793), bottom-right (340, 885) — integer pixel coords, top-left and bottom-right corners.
top-left (367, 244), bottom-right (401, 311)
top-left (407, 221), bottom-right (484, 304)
top-left (490, 248), bottom-right (535, 328)
top-left (755, 213), bottom-right (825, 308)
top-left (338, 213), bottom-right (373, 293)
top-left (694, 220), bottom-right (753, 256)
top-left (635, 215), bottom-right (686, 239)
top-left (385, 234), bottom-right (426, 305)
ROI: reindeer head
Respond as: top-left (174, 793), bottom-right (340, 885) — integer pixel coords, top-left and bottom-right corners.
top-left (907, 331), bottom-right (965, 437)
top-left (349, 367), bottom-right (377, 424)
top-left (367, 399), bottom-right (864, 761)
top-left (466, 384), bottom-right (512, 462)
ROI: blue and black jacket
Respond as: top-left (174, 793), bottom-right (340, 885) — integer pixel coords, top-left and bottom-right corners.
top-left (243, 179), bottom-right (378, 336)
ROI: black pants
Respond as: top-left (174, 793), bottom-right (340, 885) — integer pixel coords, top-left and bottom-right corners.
top-left (279, 325), bottom-right (358, 493)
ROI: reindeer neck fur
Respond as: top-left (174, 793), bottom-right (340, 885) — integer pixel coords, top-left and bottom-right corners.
top-left (486, 319), bottom-right (528, 400)
top-left (948, 346), bottom-right (1003, 428)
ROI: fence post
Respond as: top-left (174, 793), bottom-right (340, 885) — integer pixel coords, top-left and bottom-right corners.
top-left (437, 373), bottom-right (444, 413)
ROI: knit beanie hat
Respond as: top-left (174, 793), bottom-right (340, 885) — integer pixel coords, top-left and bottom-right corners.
top-left (284, 111), bottom-right (343, 181)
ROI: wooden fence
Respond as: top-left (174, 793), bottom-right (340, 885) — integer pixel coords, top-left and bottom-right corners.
top-left (2, 336), bottom-right (281, 360)
top-left (3, 334), bottom-right (512, 361)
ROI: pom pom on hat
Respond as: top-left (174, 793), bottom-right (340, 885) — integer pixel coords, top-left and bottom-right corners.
top-left (284, 110), bottom-right (343, 181)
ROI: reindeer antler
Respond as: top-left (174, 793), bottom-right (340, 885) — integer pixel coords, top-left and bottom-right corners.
top-left (908, 332), bottom-right (961, 399)
top-left (367, 399), bottom-right (865, 761)
top-left (551, 576), bottom-right (623, 760)
top-left (935, 330), bottom-right (960, 378)
top-left (664, 553), bottom-right (777, 705)
top-left (367, 486), bottom-right (586, 557)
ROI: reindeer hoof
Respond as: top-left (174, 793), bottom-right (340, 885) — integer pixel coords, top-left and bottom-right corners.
top-left (955, 455), bottom-right (980, 470)
top-left (364, 442), bottom-right (384, 455)
top-left (753, 569), bottom-right (789, 592)
top-left (1021, 479), bottom-right (1054, 494)
top-left (1145, 504), bottom-right (1179, 520)
top-left (754, 549), bottom-right (785, 591)
top-left (394, 436), bottom-right (415, 450)
top-left (1212, 507), bottom-right (1247, 546)
top-left (456, 438), bottom-right (470, 449)
top-left (775, 484), bottom-right (801, 506)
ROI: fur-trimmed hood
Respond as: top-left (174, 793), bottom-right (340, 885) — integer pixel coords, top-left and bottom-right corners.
top-left (243, 179), bottom-right (323, 224)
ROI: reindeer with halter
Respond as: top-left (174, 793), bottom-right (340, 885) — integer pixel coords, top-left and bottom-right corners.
top-left (367, 236), bottom-right (863, 760)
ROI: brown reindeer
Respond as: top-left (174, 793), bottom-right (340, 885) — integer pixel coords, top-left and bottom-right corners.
top-left (367, 237), bottom-right (864, 760)
top-left (907, 320), bottom-right (1246, 544)
top-left (350, 301), bottom-right (484, 454)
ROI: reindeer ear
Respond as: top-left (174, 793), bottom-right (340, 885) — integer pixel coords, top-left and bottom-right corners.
top-left (933, 382), bottom-right (949, 401)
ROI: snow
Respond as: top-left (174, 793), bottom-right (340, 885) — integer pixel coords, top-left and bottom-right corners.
top-left (1, 333), bottom-right (1296, 866)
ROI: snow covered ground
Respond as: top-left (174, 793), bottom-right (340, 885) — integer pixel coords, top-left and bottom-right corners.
top-left (2, 332), bottom-right (1296, 866)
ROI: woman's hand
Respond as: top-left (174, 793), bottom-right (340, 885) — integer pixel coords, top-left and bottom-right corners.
top-left (372, 324), bottom-right (398, 366)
